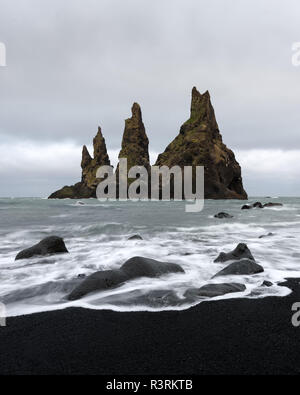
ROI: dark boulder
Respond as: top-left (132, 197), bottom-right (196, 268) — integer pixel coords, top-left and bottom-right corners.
top-left (121, 257), bottom-right (184, 279)
top-left (214, 243), bottom-right (255, 263)
top-left (212, 259), bottom-right (264, 278)
top-left (253, 202), bottom-right (263, 208)
top-left (128, 235), bottom-right (143, 241)
top-left (184, 283), bottom-right (246, 298)
top-left (261, 280), bottom-right (273, 287)
top-left (68, 270), bottom-right (129, 301)
top-left (68, 256), bottom-right (184, 301)
top-left (242, 204), bottom-right (252, 210)
top-left (15, 236), bottom-right (69, 260)
top-left (214, 212), bottom-right (233, 219)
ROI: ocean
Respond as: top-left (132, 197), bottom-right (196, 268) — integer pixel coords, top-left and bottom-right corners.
top-left (0, 197), bottom-right (299, 317)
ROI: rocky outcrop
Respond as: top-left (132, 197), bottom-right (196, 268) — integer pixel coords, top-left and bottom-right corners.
top-left (49, 87), bottom-right (247, 200)
top-left (214, 243), bottom-right (255, 263)
top-left (49, 127), bottom-right (110, 199)
top-left (116, 103), bottom-right (151, 197)
top-left (15, 236), bottom-right (69, 260)
top-left (118, 103), bottom-right (150, 173)
top-left (155, 87), bottom-right (247, 199)
top-left (82, 128), bottom-right (111, 189)
top-left (68, 256), bottom-right (184, 300)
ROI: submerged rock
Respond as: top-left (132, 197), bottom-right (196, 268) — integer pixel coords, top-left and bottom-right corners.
top-left (155, 87), bottom-right (248, 200)
top-left (259, 232), bottom-right (275, 239)
top-left (185, 283), bottom-right (246, 298)
top-left (15, 236), bottom-right (69, 260)
top-left (214, 243), bottom-right (255, 263)
top-left (263, 202), bottom-right (283, 208)
top-left (212, 259), bottom-right (264, 278)
top-left (214, 212), bottom-right (234, 219)
top-left (242, 202), bottom-right (283, 210)
top-left (68, 256), bottom-right (184, 301)
top-left (128, 235), bottom-right (143, 241)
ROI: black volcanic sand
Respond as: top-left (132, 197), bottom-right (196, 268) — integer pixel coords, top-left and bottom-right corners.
top-left (1, 278), bottom-right (300, 375)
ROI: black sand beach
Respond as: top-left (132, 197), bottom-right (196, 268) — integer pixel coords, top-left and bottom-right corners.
top-left (1, 278), bottom-right (300, 375)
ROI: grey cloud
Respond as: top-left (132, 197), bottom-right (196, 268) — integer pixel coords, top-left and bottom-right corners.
top-left (0, 0), bottom-right (300, 196)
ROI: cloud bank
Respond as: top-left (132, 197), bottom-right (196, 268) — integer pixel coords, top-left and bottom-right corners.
top-left (0, 0), bottom-right (299, 196)
top-left (0, 140), bottom-right (299, 197)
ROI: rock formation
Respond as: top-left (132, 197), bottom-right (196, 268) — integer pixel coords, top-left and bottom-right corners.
top-left (49, 127), bottom-right (110, 199)
top-left (68, 256), bottom-right (184, 300)
top-left (49, 87), bottom-right (248, 200)
top-left (118, 103), bottom-right (150, 172)
top-left (15, 236), bottom-right (69, 260)
top-left (116, 102), bottom-right (151, 197)
top-left (214, 243), bottom-right (255, 263)
top-left (155, 87), bottom-right (247, 199)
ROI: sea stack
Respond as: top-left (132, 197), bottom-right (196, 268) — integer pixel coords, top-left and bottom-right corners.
top-left (155, 87), bottom-right (247, 199)
top-left (49, 127), bottom-right (111, 199)
top-left (49, 87), bottom-right (247, 200)
top-left (117, 103), bottom-right (150, 173)
top-left (116, 102), bottom-right (151, 196)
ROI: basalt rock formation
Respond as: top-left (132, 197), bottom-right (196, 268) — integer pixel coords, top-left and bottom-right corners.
top-left (118, 103), bottom-right (150, 172)
top-left (49, 87), bottom-right (247, 200)
top-left (155, 87), bottom-right (247, 199)
top-left (49, 127), bottom-right (110, 199)
top-left (116, 102), bottom-right (151, 196)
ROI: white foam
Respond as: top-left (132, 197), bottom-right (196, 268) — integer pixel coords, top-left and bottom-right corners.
top-left (1, 197), bottom-right (300, 317)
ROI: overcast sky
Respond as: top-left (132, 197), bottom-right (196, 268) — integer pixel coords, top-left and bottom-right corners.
top-left (0, 0), bottom-right (299, 197)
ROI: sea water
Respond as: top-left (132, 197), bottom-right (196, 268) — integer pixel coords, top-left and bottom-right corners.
top-left (0, 197), bottom-right (299, 316)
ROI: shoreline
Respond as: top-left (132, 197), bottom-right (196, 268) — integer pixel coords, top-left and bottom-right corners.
top-left (1, 278), bottom-right (300, 375)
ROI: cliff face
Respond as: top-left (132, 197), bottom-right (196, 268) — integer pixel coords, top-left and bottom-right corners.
top-left (155, 87), bottom-right (247, 200)
top-left (49, 127), bottom-right (110, 199)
